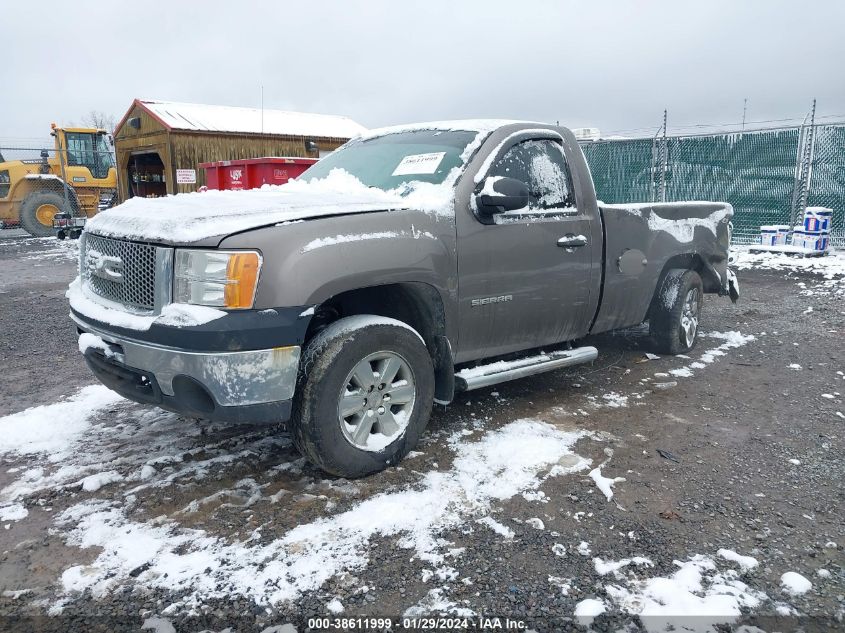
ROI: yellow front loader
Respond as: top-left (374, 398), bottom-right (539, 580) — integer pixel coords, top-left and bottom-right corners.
top-left (0, 124), bottom-right (117, 237)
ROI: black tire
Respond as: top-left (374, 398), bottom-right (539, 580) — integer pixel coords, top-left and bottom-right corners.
top-left (649, 269), bottom-right (703, 355)
top-left (291, 315), bottom-right (435, 478)
top-left (19, 190), bottom-right (72, 237)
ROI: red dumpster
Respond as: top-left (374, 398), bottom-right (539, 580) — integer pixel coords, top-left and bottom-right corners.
top-left (199, 157), bottom-right (319, 191)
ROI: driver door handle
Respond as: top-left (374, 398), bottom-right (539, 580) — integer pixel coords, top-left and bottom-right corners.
top-left (557, 234), bottom-right (588, 248)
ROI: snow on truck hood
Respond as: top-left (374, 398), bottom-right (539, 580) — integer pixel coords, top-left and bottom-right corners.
top-left (85, 170), bottom-right (414, 244)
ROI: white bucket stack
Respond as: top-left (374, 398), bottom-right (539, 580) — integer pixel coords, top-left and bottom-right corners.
top-left (759, 225), bottom-right (790, 246)
top-left (792, 207), bottom-right (832, 253)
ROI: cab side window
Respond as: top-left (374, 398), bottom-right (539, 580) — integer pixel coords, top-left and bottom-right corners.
top-left (488, 139), bottom-right (574, 210)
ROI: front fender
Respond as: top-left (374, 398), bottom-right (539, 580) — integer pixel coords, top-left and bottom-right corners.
top-left (219, 208), bottom-right (458, 319)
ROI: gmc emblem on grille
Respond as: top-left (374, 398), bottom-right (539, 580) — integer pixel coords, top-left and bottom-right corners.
top-left (86, 249), bottom-right (125, 283)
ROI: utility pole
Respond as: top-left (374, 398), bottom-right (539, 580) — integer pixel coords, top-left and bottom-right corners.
top-left (741, 98), bottom-right (748, 131)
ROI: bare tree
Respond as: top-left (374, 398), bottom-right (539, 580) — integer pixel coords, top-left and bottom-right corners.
top-left (82, 110), bottom-right (118, 132)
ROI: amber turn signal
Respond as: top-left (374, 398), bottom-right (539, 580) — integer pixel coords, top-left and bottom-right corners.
top-left (224, 252), bottom-right (261, 309)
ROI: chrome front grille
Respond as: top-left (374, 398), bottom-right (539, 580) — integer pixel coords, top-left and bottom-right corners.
top-left (81, 234), bottom-right (159, 313)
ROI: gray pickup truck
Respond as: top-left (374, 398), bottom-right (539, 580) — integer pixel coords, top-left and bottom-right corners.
top-left (68, 120), bottom-right (738, 477)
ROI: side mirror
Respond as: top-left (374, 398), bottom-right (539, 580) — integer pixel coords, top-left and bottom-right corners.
top-left (475, 176), bottom-right (529, 217)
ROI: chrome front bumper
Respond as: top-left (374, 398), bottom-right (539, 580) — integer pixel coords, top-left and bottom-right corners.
top-left (72, 314), bottom-right (301, 411)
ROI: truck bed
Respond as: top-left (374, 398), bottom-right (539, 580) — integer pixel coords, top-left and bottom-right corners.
top-left (591, 201), bottom-right (733, 334)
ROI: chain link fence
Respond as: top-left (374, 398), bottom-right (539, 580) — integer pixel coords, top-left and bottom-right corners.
top-left (0, 138), bottom-right (116, 175)
top-left (580, 123), bottom-right (845, 248)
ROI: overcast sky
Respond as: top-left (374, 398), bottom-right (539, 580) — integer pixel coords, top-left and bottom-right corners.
top-left (3, 0), bottom-right (844, 141)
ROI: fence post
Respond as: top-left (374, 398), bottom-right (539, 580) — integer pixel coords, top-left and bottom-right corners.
top-left (789, 99), bottom-right (817, 230)
top-left (650, 110), bottom-right (668, 203)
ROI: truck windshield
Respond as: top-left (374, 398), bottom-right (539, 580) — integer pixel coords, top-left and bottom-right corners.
top-left (300, 129), bottom-right (479, 191)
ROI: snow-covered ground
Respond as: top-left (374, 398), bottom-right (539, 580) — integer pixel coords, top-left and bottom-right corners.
top-left (1, 235), bottom-right (79, 263)
top-left (0, 242), bottom-right (842, 629)
top-left (732, 246), bottom-right (845, 287)
top-left (0, 320), bottom-right (827, 625)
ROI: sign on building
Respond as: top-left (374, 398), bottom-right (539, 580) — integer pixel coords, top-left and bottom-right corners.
top-left (176, 169), bottom-right (197, 184)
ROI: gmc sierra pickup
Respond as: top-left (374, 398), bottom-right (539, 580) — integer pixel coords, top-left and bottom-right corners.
top-left (68, 120), bottom-right (739, 477)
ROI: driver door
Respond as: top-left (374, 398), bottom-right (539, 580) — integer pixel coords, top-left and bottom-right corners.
top-left (456, 136), bottom-right (598, 362)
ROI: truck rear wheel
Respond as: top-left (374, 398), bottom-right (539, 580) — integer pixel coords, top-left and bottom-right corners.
top-left (291, 315), bottom-right (434, 478)
top-left (649, 269), bottom-right (703, 355)
top-left (19, 190), bottom-right (72, 237)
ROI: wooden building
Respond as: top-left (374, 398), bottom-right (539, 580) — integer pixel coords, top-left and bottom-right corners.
top-left (113, 99), bottom-right (366, 201)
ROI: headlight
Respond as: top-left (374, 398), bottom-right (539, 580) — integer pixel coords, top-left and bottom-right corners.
top-left (174, 250), bottom-right (261, 309)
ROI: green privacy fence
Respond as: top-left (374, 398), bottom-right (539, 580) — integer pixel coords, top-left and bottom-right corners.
top-left (580, 124), bottom-right (845, 247)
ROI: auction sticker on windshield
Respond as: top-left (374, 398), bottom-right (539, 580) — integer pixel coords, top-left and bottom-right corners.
top-left (392, 152), bottom-right (446, 176)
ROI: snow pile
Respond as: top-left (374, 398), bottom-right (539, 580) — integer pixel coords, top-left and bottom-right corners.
top-left (594, 556), bottom-right (654, 576)
top-left (0, 386), bottom-right (285, 508)
top-left (732, 246), bottom-right (845, 281)
top-left (476, 516), bottom-right (514, 538)
top-left (716, 548), bottom-right (758, 572)
top-left (574, 597), bottom-right (606, 619)
top-left (81, 471), bottom-right (124, 493)
top-left (662, 331), bottom-right (755, 381)
top-left (577, 554), bottom-right (768, 631)
top-left (325, 598), bottom-right (344, 614)
top-left (78, 332), bottom-right (117, 358)
top-left (698, 331), bottom-right (756, 364)
top-left (780, 571), bottom-right (812, 596)
top-left (0, 503), bottom-right (28, 522)
top-left (54, 419), bottom-right (591, 605)
top-left (0, 385), bottom-right (122, 460)
top-left (86, 169), bottom-right (408, 243)
top-left (588, 466), bottom-right (626, 501)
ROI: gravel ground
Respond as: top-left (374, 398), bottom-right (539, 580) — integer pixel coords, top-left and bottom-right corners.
top-left (0, 235), bottom-right (842, 632)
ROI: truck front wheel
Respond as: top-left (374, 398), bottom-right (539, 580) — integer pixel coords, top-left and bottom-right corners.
top-left (291, 315), bottom-right (435, 478)
top-left (650, 269), bottom-right (703, 355)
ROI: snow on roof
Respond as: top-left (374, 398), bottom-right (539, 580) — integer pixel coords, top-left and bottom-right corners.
top-left (136, 99), bottom-right (367, 139)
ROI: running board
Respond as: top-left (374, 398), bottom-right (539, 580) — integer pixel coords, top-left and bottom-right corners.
top-left (454, 346), bottom-right (598, 392)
